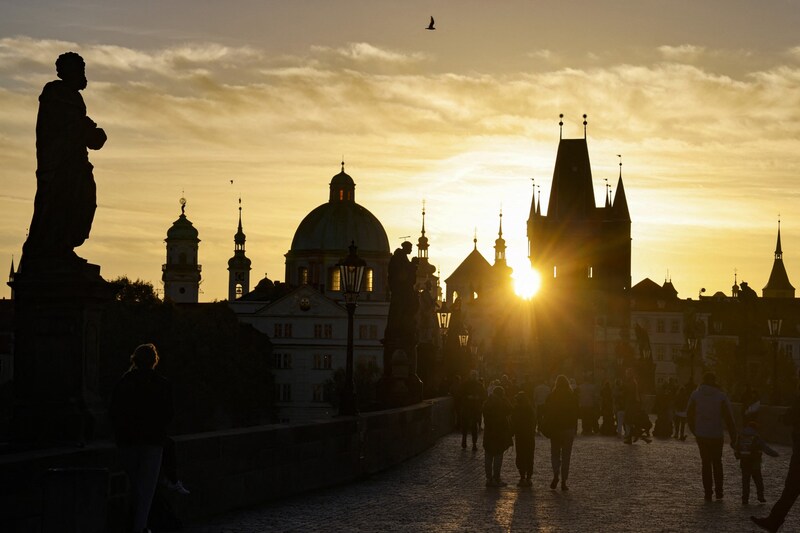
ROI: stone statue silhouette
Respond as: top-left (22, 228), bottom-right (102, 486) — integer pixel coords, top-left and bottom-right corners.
top-left (21, 52), bottom-right (106, 273)
top-left (386, 241), bottom-right (419, 341)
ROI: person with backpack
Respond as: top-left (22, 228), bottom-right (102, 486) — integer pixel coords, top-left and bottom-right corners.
top-left (736, 420), bottom-right (779, 505)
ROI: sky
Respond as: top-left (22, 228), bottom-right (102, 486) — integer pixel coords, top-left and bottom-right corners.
top-left (2, 0), bottom-right (800, 301)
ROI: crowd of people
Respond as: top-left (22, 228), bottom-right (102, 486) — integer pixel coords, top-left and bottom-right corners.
top-left (451, 368), bottom-right (800, 532)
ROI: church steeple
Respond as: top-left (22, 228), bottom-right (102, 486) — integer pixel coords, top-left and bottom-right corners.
top-left (494, 210), bottom-right (507, 266)
top-left (611, 159), bottom-right (630, 221)
top-left (417, 201), bottom-right (429, 259)
top-left (228, 197), bottom-right (252, 300)
top-left (763, 219), bottom-right (795, 298)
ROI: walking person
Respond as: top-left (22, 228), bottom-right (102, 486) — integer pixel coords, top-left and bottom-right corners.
top-left (511, 391), bottom-right (536, 487)
top-left (534, 378), bottom-right (551, 435)
top-left (674, 384), bottom-right (690, 441)
top-left (110, 344), bottom-right (173, 533)
top-left (459, 371), bottom-right (485, 451)
top-left (613, 378), bottom-right (625, 438)
top-left (599, 380), bottom-right (616, 436)
top-left (752, 372), bottom-right (800, 531)
top-left (686, 372), bottom-right (737, 501)
top-left (736, 420), bottom-right (779, 505)
top-left (542, 375), bottom-right (579, 491)
top-left (482, 386), bottom-right (513, 487)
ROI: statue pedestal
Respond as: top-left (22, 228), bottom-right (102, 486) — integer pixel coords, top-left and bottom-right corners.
top-left (378, 346), bottom-right (424, 408)
top-left (9, 264), bottom-right (113, 445)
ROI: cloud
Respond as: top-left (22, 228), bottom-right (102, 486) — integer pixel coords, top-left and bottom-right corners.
top-left (311, 42), bottom-right (428, 65)
top-left (658, 44), bottom-right (706, 62)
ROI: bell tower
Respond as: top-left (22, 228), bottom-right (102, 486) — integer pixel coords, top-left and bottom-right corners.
top-left (228, 198), bottom-right (252, 300)
top-left (162, 197), bottom-right (201, 303)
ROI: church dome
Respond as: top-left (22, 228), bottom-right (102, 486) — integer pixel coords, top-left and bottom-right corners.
top-left (290, 166), bottom-right (389, 253)
top-left (166, 199), bottom-right (199, 242)
top-left (167, 214), bottom-right (199, 241)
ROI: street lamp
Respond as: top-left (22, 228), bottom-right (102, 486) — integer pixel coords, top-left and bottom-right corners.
top-left (337, 241), bottom-right (366, 416)
top-left (768, 317), bottom-right (783, 405)
top-left (687, 337), bottom-right (698, 387)
top-left (437, 300), bottom-right (452, 334)
top-left (458, 331), bottom-right (469, 348)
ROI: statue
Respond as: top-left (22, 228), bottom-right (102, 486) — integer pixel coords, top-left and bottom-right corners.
top-left (21, 52), bottom-right (106, 273)
top-left (386, 241), bottom-right (419, 340)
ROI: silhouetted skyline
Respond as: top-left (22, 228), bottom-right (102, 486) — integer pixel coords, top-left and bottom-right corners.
top-left (2, 1), bottom-right (800, 300)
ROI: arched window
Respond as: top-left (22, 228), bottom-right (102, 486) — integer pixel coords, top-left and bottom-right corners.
top-left (330, 268), bottom-right (341, 292)
top-left (365, 268), bottom-right (374, 292)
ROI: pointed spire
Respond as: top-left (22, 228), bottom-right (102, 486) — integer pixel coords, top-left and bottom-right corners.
top-left (417, 200), bottom-right (429, 258)
top-left (536, 186), bottom-right (541, 216)
top-left (611, 160), bottom-right (630, 221)
top-left (763, 218), bottom-right (795, 298)
top-left (604, 178), bottom-right (611, 208)
top-left (341, 158), bottom-right (345, 173)
top-left (494, 209), bottom-right (507, 266)
top-left (473, 228), bottom-right (478, 251)
top-left (9, 256), bottom-right (15, 284)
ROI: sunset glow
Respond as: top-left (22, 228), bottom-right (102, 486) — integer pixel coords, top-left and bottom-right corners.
top-left (513, 266), bottom-right (541, 300)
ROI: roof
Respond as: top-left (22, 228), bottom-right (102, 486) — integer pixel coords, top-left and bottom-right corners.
top-left (445, 248), bottom-right (493, 284)
top-left (546, 138), bottom-right (596, 220)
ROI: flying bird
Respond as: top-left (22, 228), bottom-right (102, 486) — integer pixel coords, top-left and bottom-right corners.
top-left (426, 16), bottom-right (435, 30)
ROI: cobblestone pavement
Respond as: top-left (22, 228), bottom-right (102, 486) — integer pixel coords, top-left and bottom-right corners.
top-left (184, 429), bottom-right (800, 532)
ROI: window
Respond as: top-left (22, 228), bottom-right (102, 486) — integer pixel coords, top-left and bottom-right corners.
top-left (656, 345), bottom-right (665, 361)
top-left (324, 324), bottom-right (332, 339)
top-left (365, 268), bottom-right (374, 292)
top-left (274, 323), bottom-right (283, 338)
top-left (553, 266), bottom-right (557, 278)
top-left (314, 324), bottom-right (323, 338)
top-left (235, 283), bottom-right (243, 297)
top-left (671, 320), bottom-right (680, 333)
top-left (786, 345), bottom-right (794, 359)
top-left (273, 353), bottom-right (292, 369)
top-left (275, 384), bottom-right (292, 402)
top-left (312, 384), bottom-right (326, 402)
top-left (657, 320), bottom-right (665, 333)
top-left (285, 323), bottom-right (292, 337)
top-left (359, 325), bottom-right (377, 339)
top-left (588, 266), bottom-right (593, 279)
top-left (299, 267), bottom-right (308, 285)
top-left (313, 354), bottom-right (332, 370)
top-left (671, 346), bottom-right (681, 360)
top-left (330, 269), bottom-right (341, 292)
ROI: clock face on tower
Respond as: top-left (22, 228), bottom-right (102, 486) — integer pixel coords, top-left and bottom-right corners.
top-left (299, 297), bottom-right (311, 311)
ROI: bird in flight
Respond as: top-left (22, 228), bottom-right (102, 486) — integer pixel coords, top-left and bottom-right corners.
top-left (426, 16), bottom-right (435, 30)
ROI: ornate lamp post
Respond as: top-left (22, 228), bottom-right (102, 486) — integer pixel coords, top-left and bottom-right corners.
top-left (768, 317), bottom-right (782, 405)
top-left (436, 301), bottom-right (452, 347)
top-left (687, 337), bottom-right (698, 387)
top-left (337, 242), bottom-right (366, 416)
top-left (459, 331), bottom-right (469, 349)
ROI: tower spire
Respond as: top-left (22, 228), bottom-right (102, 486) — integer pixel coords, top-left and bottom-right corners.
top-left (417, 200), bottom-right (430, 259)
top-left (583, 114), bottom-right (588, 139)
top-left (473, 228), bottom-right (478, 251)
top-left (559, 113), bottom-right (564, 140)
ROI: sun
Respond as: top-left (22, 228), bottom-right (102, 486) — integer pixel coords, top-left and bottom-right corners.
top-left (513, 267), bottom-right (541, 299)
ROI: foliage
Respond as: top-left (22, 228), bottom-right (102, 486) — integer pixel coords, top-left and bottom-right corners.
top-left (108, 276), bottom-right (161, 304)
top-left (100, 299), bottom-right (276, 434)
